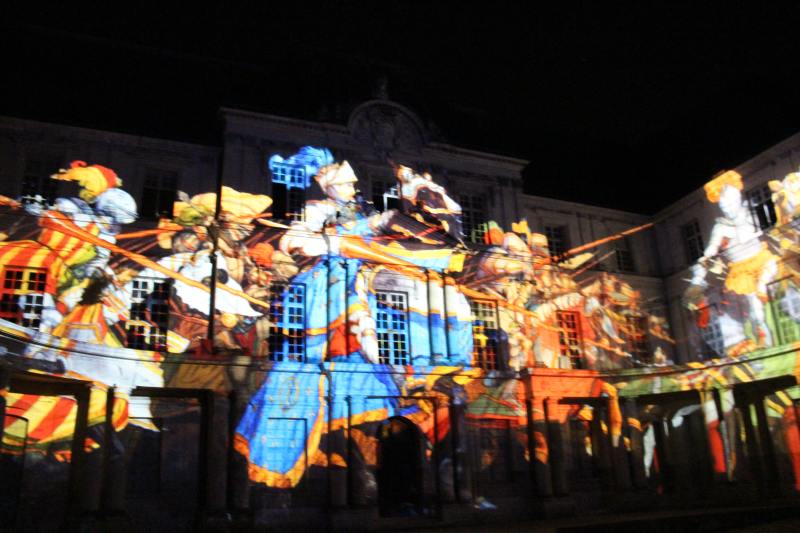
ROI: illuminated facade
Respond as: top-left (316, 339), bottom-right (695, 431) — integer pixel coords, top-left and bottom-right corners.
top-left (0, 102), bottom-right (800, 531)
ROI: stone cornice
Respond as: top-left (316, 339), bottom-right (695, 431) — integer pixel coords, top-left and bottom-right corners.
top-left (0, 115), bottom-right (218, 159)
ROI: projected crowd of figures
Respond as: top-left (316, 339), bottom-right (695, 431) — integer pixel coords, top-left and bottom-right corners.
top-left (4, 145), bottom-right (800, 522)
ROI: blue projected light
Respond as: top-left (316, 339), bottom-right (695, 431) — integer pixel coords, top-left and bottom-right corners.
top-left (268, 146), bottom-right (334, 189)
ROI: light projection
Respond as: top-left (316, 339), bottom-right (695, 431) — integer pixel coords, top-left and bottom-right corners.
top-left (4, 145), bottom-right (800, 520)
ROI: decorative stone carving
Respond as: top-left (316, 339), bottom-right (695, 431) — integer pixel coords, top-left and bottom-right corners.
top-left (349, 101), bottom-right (426, 158)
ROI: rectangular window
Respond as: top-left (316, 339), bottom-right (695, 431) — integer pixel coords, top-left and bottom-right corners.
top-left (459, 194), bottom-right (488, 243)
top-left (271, 164), bottom-right (309, 189)
top-left (140, 168), bottom-right (178, 220)
top-left (767, 278), bottom-right (800, 344)
top-left (747, 184), bottom-right (777, 230)
top-left (268, 283), bottom-right (306, 362)
top-left (0, 267), bottom-right (47, 329)
top-left (287, 187), bottom-right (305, 222)
top-left (626, 315), bottom-right (650, 363)
top-left (695, 303), bottom-right (725, 357)
top-left (681, 220), bottom-right (704, 264)
top-left (545, 225), bottom-right (569, 259)
top-left (375, 290), bottom-right (410, 365)
top-left (270, 182), bottom-right (306, 221)
top-left (615, 237), bottom-right (636, 273)
top-left (270, 158), bottom-right (310, 221)
top-left (126, 277), bottom-right (171, 350)
top-left (21, 157), bottom-right (61, 206)
top-left (556, 310), bottom-right (583, 369)
top-left (372, 180), bottom-right (400, 212)
top-left (470, 298), bottom-right (499, 370)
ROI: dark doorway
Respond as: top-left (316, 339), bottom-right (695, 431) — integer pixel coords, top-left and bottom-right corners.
top-left (377, 416), bottom-right (424, 516)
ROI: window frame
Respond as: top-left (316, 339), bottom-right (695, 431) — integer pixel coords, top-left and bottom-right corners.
top-left (267, 282), bottom-right (307, 362)
top-left (140, 167), bottom-right (179, 220)
top-left (125, 276), bottom-right (172, 351)
top-left (470, 298), bottom-right (500, 370)
top-left (459, 194), bottom-right (489, 244)
top-left (681, 219), bottom-right (704, 264)
top-left (614, 236), bottom-right (636, 273)
top-left (375, 289), bottom-right (411, 365)
top-left (767, 277), bottom-right (800, 345)
top-left (544, 225), bottom-right (570, 260)
top-left (626, 314), bottom-right (650, 363)
top-left (556, 310), bottom-right (584, 369)
top-left (21, 156), bottom-right (62, 207)
top-left (746, 183), bottom-right (778, 231)
top-left (0, 267), bottom-right (48, 329)
top-left (694, 302), bottom-right (726, 358)
top-left (269, 158), bottom-right (310, 222)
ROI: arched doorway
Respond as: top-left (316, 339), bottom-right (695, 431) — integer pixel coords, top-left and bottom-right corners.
top-left (377, 416), bottom-right (424, 516)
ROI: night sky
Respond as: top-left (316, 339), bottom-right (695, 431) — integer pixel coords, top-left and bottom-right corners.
top-left (3, 3), bottom-right (799, 214)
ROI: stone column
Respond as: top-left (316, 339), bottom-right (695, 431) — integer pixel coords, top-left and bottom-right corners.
top-left (545, 398), bottom-right (568, 496)
top-left (531, 397), bottom-right (553, 496)
top-left (753, 396), bottom-right (780, 496)
top-left (624, 399), bottom-right (647, 489)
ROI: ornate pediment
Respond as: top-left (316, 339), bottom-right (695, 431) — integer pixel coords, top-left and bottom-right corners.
top-left (348, 100), bottom-right (427, 157)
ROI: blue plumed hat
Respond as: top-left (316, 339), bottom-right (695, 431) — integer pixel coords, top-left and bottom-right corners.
top-left (268, 146), bottom-right (335, 189)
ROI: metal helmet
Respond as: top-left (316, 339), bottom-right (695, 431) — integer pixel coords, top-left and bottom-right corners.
top-left (94, 188), bottom-right (137, 224)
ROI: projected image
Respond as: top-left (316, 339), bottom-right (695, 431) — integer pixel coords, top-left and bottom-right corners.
top-left (0, 147), bottom-right (677, 497)
top-left (684, 168), bottom-right (800, 357)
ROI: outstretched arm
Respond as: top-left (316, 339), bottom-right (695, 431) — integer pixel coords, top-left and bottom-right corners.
top-left (279, 201), bottom-right (338, 257)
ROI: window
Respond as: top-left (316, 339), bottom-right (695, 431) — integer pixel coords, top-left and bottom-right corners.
top-left (460, 194), bottom-right (488, 243)
top-left (556, 310), bottom-right (583, 369)
top-left (21, 157), bottom-right (61, 206)
top-left (696, 303), bottom-right (725, 357)
top-left (375, 290), bottom-right (409, 365)
top-left (126, 277), bottom-right (171, 350)
top-left (470, 299), bottom-right (499, 370)
top-left (767, 279), bottom-right (800, 344)
top-left (285, 187), bottom-right (306, 221)
top-left (140, 168), bottom-right (178, 220)
top-left (268, 283), bottom-right (305, 362)
top-left (746, 184), bottom-right (777, 230)
top-left (0, 267), bottom-right (47, 329)
top-left (626, 315), bottom-right (650, 363)
top-left (615, 237), bottom-right (636, 273)
top-left (545, 225), bottom-right (569, 259)
top-left (681, 220), bottom-right (704, 264)
top-left (271, 179), bottom-right (306, 221)
top-left (372, 180), bottom-right (400, 212)
top-left (270, 157), bottom-right (310, 221)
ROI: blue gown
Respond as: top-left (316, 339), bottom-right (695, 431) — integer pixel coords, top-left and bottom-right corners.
top-left (235, 212), bottom-right (472, 487)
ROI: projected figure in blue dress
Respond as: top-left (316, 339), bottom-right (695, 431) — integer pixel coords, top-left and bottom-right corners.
top-left (235, 148), bottom-right (473, 488)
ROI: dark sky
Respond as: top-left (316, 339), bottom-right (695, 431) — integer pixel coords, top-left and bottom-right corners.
top-left (3, 3), bottom-right (799, 214)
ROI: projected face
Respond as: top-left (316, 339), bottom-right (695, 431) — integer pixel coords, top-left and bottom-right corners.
top-left (718, 185), bottom-right (743, 219)
top-left (328, 182), bottom-right (356, 203)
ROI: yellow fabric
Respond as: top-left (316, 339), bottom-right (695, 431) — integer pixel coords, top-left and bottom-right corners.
top-left (176, 186), bottom-right (272, 225)
top-left (724, 244), bottom-right (777, 296)
top-left (52, 166), bottom-right (112, 202)
top-left (447, 251), bottom-right (466, 273)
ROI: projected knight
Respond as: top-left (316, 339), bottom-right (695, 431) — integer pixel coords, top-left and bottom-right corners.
top-left (687, 170), bottom-right (778, 352)
top-left (0, 161), bottom-right (137, 340)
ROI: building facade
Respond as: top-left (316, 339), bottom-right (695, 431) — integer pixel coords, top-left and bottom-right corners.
top-left (0, 100), bottom-right (799, 531)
